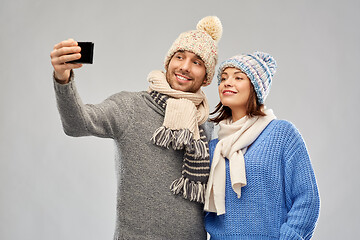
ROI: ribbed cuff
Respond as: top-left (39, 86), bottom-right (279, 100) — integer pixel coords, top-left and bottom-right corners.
top-left (53, 70), bottom-right (75, 94)
top-left (279, 224), bottom-right (304, 240)
top-left (53, 70), bottom-right (73, 84)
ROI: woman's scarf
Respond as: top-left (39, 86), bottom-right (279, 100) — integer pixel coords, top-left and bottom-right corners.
top-left (204, 109), bottom-right (276, 214)
top-left (148, 70), bottom-right (210, 203)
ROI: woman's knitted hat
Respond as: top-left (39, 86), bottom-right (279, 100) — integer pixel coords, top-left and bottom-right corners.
top-left (217, 51), bottom-right (277, 104)
top-left (164, 16), bottom-right (223, 86)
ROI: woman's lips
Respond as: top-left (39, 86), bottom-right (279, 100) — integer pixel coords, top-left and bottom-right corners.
top-left (222, 90), bottom-right (237, 95)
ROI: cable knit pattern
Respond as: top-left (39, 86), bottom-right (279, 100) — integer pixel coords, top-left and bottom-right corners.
top-left (205, 120), bottom-right (320, 240)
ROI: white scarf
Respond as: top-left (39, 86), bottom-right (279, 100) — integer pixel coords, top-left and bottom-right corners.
top-left (204, 109), bottom-right (276, 215)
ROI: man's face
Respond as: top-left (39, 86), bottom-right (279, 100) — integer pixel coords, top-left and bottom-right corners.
top-left (166, 51), bottom-right (206, 93)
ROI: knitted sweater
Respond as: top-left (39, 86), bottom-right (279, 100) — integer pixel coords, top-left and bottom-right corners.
top-left (205, 120), bottom-right (320, 240)
top-left (54, 79), bottom-right (213, 240)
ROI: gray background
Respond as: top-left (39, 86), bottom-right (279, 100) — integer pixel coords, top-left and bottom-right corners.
top-left (1, 0), bottom-right (359, 239)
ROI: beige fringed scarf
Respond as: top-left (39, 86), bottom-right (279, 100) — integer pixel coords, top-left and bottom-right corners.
top-left (148, 70), bottom-right (210, 203)
top-left (204, 109), bottom-right (276, 214)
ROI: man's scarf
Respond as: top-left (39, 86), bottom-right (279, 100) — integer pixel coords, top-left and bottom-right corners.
top-left (148, 70), bottom-right (210, 203)
top-left (204, 109), bottom-right (276, 214)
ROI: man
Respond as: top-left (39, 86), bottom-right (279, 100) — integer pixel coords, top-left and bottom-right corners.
top-left (50, 16), bottom-right (222, 240)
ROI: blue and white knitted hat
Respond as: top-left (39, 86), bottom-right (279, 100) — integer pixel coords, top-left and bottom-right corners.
top-left (217, 51), bottom-right (277, 104)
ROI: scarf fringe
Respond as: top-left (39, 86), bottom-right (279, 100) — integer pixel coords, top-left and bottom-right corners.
top-left (151, 127), bottom-right (209, 158)
top-left (172, 128), bottom-right (192, 150)
top-left (189, 139), bottom-right (209, 159)
top-left (151, 126), bottom-right (174, 148)
top-left (170, 176), bottom-right (206, 203)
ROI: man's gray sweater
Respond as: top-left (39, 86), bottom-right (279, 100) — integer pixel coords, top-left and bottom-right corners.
top-left (54, 79), bottom-right (212, 240)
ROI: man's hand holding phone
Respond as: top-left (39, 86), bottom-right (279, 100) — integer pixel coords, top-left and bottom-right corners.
top-left (50, 39), bottom-right (94, 84)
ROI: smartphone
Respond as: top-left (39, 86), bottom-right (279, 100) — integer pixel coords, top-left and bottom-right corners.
top-left (68, 42), bottom-right (94, 64)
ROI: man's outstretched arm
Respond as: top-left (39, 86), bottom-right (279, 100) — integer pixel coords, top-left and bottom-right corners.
top-left (50, 39), bottom-right (128, 139)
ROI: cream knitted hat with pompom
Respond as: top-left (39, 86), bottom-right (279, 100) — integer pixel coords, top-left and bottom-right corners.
top-left (164, 16), bottom-right (223, 86)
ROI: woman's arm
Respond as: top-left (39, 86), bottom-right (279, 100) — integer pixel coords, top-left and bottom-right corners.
top-left (280, 126), bottom-right (320, 240)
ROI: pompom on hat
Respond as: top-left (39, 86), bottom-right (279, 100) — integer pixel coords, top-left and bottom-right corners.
top-left (217, 51), bottom-right (277, 104)
top-left (164, 16), bottom-right (223, 86)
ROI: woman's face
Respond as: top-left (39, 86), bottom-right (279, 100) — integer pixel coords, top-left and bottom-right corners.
top-left (218, 67), bottom-right (252, 116)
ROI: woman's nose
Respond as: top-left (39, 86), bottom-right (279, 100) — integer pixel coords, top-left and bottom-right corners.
top-left (223, 78), bottom-right (233, 86)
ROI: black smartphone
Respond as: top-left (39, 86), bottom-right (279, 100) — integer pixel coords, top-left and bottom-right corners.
top-left (68, 42), bottom-right (94, 64)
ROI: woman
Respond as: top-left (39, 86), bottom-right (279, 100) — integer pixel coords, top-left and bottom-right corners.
top-left (204, 52), bottom-right (320, 239)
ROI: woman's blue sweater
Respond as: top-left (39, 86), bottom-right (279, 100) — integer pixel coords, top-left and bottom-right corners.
top-left (205, 120), bottom-right (320, 240)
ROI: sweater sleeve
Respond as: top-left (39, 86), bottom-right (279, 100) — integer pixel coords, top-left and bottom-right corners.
top-left (53, 73), bottom-right (129, 139)
top-left (279, 124), bottom-right (320, 240)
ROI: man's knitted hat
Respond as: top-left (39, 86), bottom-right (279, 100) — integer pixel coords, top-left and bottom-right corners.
top-left (217, 51), bottom-right (277, 104)
top-left (164, 16), bottom-right (223, 86)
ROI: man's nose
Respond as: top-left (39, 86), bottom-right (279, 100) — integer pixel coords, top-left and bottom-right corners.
top-left (180, 59), bottom-right (191, 72)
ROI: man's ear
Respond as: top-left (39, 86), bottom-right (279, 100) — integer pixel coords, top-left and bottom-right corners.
top-left (203, 74), bottom-right (208, 84)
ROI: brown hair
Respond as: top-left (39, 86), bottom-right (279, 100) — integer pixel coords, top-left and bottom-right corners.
top-left (210, 83), bottom-right (266, 123)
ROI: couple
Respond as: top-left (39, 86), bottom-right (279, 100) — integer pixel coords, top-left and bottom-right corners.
top-left (50, 16), bottom-right (320, 240)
